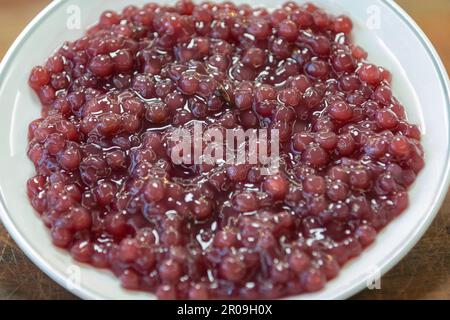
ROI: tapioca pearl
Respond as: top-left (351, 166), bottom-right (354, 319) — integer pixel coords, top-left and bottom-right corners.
top-left (270, 262), bottom-right (290, 283)
top-left (105, 150), bottom-right (127, 170)
top-left (44, 133), bottom-right (66, 156)
top-left (355, 225), bottom-right (377, 247)
top-left (336, 133), bottom-right (356, 156)
top-left (51, 227), bottom-right (73, 248)
top-left (99, 10), bottom-right (121, 27)
top-left (270, 9), bottom-right (288, 27)
top-left (207, 54), bottom-right (229, 71)
top-left (270, 37), bottom-right (293, 60)
top-left (28, 119), bottom-right (44, 141)
top-left (303, 175), bottom-right (326, 194)
top-left (134, 228), bottom-right (157, 248)
top-left (291, 9), bottom-right (314, 28)
top-left (188, 283), bottom-right (210, 300)
top-left (271, 120), bottom-right (293, 142)
top-left (358, 64), bottom-right (381, 85)
top-left (144, 179), bottom-right (165, 204)
top-left (196, 77), bottom-right (216, 99)
top-left (389, 136), bottom-right (411, 159)
top-left (292, 132), bottom-right (314, 152)
top-left (67, 207), bottom-right (92, 231)
top-left (303, 145), bottom-right (329, 168)
top-left (348, 196), bottom-right (371, 220)
top-left (376, 173), bottom-right (398, 194)
top-left (91, 246), bottom-right (110, 269)
top-left (306, 35), bottom-right (331, 57)
top-left (192, 197), bottom-right (213, 221)
top-left (119, 269), bottom-right (140, 290)
top-left (338, 74), bottom-right (361, 92)
top-left (145, 101), bottom-right (169, 124)
top-left (121, 97), bottom-right (144, 116)
top-left (177, 73), bottom-right (199, 95)
top-left (156, 284), bottom-right (177, 300)
top-left (303, 87), bottom-right (323, 110)
top-left (277, 19), bottom-right (298, 42)
top-left (389, 191), bottom-right (409, 216)
top-left (263, 175), bottom-right (289, 201)
top-left (379, 67), bottom-right (392, 83)
top-left (121, 113), bottom-right (142, 134)
top-left (239, 109), bottom-right (258, 128)
top-left (254, 100), bottom-right (277, 117)
top-left (397, 121), bottom-right (421, 140)
top-left (226, 164), bottom-right (251, 182)
top-left (407, 152), bottom-right (425, 174)
top-left (29, 66), bottom-right (51, 91)
top-left (333, 15), bottom-right (353, 34)
top-left (350, 45), bottom-right (368, 61)
top-left (93, 180), bottom-right (117, 206)
top-left (158, 258), bottom-right (183, 283)
top-left (231, 63), bottom-right (257, 82)
top-left (46, 54), bottom-right (65, 74)
top-left (89, 54), bottom-right (114, 78)
top-left (112, 67), bottom-right (133, 86)
top-left (164, 91), bottom-right (186, 114)
top-left (241, 47), bottom-right (267, 69)
top-left (50, 72), bottom-right (70, 90)
top-left (132, 74), bottom-right (156, 99)
top-left (214, 229), bottom-right (238, 249)
top-left (255, 84), bottom-right (277, 102)
top-left (278, 88), bottom-right (301, 107)
top-left (220, 255), bottom-right (246, 282)
top-left (389, 101), bottom-right (407, 120)
top-left (111, 49), bottom-right (134, 73)
top-left (288, 250), bottom-right (311, 273)
top-left (315, 132), bottom-right (337, 150)
top-left (331, 51), bottom-right (356, 73)
top-left (306, 195), bottom-right (328, 216)
top-left (349, 169), bottom-right (371, 190)
top-left (233, 192), bottom-right (259, 213)
top-left (38, 85), bottom-right (56, 105)
top-left (161, 226), bottom-right (184, 246)
top-left (373, 84), bottom-right (393, 106)
top-left (26, 175), bottom-right (46, 198)
top-left (326, 181), bottom-right (349, 202)
top-left (273, 106), bottom-right (295, 123)
top-left (328, 101), bottom-right (353, 122)
top-left (363, 136), bottom-right (388, 159)
top-left (105, 212), bottom-right (131, 238)
top-left (80, 155), bottom-right (109, 186)
top-left (234, 88), bottom-right (254, 111)
top-left (288, 74), bottom-right (312, 93)
top-left (301, 268), bottom-right (326, 292)
top-left (97, 113), bottom-right (122, 137)
top-left (59, 146), bottom-right (81, 171)
top-left (247, 17), bottom-right (271, 40)
top-left (171, 109), bottom-right (194, 127)
top-left (192, 5), bottom-right (213, 23)
top-left (305, 59), bottom-right (329, 79)
top-left (312, 8), bottom-right (330, 29)
top-left (70, 240), bottom-right (94, 263)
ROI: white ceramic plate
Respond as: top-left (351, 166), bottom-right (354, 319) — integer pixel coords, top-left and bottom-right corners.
top-left (0, 0), bottom-right (449, 300)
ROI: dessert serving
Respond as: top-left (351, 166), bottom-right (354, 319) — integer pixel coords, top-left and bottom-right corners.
top-left (26, 0), bottom-right (425, 299)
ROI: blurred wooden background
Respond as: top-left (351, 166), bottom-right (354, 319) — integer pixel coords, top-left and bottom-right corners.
top-left (0, 0), bottom-right (449, 300)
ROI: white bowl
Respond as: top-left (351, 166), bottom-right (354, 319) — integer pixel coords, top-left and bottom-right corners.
top-left (0, 0), bottom-right (449, 300)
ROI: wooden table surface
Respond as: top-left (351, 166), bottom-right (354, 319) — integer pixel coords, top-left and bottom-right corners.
top-left (0, 0), bottom-right (449, 300)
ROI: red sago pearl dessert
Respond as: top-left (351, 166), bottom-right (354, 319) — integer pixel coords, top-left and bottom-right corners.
top-left (26, 0), bottom-right (424, 299)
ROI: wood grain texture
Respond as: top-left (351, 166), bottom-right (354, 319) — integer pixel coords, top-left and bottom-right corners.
top-left (0, 0), bottom-right (449, 300)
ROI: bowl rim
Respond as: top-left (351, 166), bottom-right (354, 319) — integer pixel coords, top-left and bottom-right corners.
top-left (0, 0), bottom-right (449, 300)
